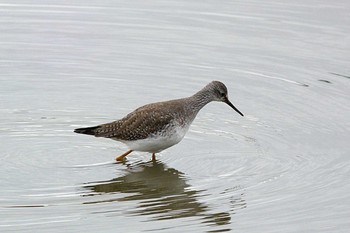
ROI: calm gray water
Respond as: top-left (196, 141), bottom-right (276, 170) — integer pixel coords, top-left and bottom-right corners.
top-left (1, 1), bottom-right (350, 232)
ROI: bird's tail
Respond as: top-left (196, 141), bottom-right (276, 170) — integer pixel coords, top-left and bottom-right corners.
top-left (74, 126), bottom-right (100, 136)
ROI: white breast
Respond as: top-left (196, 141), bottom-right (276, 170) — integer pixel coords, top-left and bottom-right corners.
top-left (120, 122), bottom-right (190, 153)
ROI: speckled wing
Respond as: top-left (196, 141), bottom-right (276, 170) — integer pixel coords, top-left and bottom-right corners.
top-left (93, 101), bottom-right (181, 141)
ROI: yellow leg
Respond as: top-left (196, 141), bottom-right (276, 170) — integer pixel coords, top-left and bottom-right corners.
top-left (152, 153), bottom-right (156, 161)
top-left (116, 150), bottom-right (133, 161)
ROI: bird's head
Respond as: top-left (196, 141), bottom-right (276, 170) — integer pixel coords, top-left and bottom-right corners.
top-left (208, 81), bottom-right (244, 117)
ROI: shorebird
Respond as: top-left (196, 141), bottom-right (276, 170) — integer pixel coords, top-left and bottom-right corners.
top-left (74, 81), bottom-right (244, 161)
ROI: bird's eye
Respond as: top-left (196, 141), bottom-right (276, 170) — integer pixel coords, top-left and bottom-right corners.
top-left (220, 92), bottom-right (226, 97)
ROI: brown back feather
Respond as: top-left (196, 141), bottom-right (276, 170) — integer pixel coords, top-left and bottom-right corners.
top-left (94, 100), bottom-right (185, 141)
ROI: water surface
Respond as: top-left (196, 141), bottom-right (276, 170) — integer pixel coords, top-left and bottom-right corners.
top-left (1, 0), bottom-right (350, 232)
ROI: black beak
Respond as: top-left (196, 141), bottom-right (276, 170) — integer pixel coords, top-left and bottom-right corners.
top-left (224, 97), bottom-right (244, 116)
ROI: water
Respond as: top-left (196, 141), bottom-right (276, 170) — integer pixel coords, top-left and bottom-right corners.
top-left (1, 1), bottom-right (350, 232)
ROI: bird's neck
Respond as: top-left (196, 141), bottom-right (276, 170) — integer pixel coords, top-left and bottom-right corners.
top-left (187, 89), bottom-right (213, 113)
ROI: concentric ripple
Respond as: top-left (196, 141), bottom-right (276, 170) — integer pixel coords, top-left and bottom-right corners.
top-left (1, 1), bottom-right (350, 233)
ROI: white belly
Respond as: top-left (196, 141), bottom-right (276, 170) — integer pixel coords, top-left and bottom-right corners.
top-left (120, 123), bottom-right (190, 153)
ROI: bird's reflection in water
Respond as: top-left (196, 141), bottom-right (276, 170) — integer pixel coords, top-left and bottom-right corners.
top-left (83, 160), bottom-right (245, 230)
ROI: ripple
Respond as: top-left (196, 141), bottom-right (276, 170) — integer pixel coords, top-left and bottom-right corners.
top-left (229, 68), bottom-right (309, 87)
top-left (1, 0), bottom-right (350, 232)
